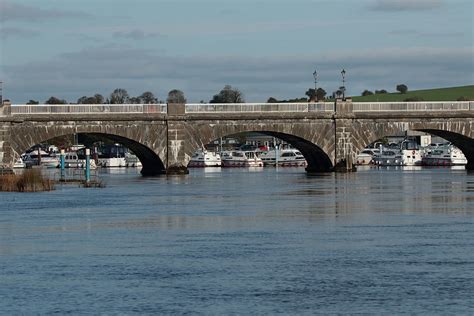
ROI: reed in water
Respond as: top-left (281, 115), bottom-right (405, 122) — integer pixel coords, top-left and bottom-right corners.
top-left (0, 169), bottom-right (55, 192)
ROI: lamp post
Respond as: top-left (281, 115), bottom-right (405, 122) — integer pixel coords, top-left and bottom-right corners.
top-left (312, 70), bottom-right (318, 101)
top-left (341, 69), bottom-right (346, 100)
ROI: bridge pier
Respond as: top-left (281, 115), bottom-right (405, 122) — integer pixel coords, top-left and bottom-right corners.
top-left (0, 101), bottom-right (14, 174)
top-left (333, 99), bottom-right (357, 172)
top-left (166, 103), bottom-right (189, 175)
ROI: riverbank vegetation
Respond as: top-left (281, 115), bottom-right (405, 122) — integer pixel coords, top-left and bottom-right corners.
top-left (0, 169), bottom-right (55, 192)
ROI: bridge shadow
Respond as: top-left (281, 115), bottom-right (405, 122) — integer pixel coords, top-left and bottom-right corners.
top-left (34, 133), bottom-right (165, 176)
top-left (83, 133), bottom-right (165, 176)
top-left (261, 132), bottom-right (333, 172)
top-left (204, 131), bottom-right (333, 172)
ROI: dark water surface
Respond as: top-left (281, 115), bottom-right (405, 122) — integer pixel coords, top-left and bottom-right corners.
top-left (1, 167), bottom-right (474, 314)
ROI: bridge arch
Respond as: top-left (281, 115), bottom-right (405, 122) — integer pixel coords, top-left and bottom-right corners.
top-left (351, 120), bottom-right (474, 168)
top-left (183, 121), bottom-right (335, 172)
top-left (8, 123), bottom-right (168, 175)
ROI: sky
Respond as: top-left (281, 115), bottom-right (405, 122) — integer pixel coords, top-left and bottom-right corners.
top-left (0, 0), bottom-right (473, 103)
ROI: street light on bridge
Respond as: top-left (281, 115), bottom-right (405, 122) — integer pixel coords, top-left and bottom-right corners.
top-left (341, 69), bottom-right (346, 100)
top-left (312, 70), bottom-right (318, 101)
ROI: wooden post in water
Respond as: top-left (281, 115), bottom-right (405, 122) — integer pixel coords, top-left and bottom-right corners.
top-left (60, 149), bottom-right (65, 181)
top-left (85, 148), bottom-right (91, 183)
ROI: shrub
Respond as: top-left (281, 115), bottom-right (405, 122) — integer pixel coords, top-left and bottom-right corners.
top-left (0, 169), bottom-right (55, 192)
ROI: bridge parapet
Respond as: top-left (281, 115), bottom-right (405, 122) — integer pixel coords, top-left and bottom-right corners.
top-left (10, 103), bottom-right (167, 115)
top-left (184, 102), bottom-right (334, 113)
top-left (353, 101), bottom-right (472, 112)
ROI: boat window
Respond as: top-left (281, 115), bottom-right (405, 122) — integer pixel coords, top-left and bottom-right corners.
top-left (245, 152), bottom-right (255, 158)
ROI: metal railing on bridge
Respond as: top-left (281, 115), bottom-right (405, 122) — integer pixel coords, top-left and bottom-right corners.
top-left (8, 101), bottom-right (473, 115)
top-left (353, 101), bottom-right (472, 112)
top-left (185, 102), bottom-right (334, 113)
top-left (10, 104), bottom-right (167, 115)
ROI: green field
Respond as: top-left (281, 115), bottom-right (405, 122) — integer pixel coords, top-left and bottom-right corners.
top-left (351, 85), bottom-right (474, 102)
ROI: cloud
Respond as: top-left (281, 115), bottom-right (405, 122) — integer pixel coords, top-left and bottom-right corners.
top-left (369, 0), bottom-right (443, 11)
top-left (113, 30), bottom-right (163, 40)
top-left (0, 27), bottom-right (40, 39)
top-left (2, 46), bottom-right (473, 103)
top-left (0, 1), bottom-right (91, 23)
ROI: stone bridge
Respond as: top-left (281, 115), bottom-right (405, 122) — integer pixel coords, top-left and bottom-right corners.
top-left (0, 100), bottom-right (473, 175)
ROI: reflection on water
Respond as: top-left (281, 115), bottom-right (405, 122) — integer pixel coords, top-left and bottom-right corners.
top-left (1, 167), bottom-right (473, 314)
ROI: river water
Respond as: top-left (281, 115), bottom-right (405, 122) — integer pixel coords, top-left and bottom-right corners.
top-left (1, 167), bottom-right (473, 314)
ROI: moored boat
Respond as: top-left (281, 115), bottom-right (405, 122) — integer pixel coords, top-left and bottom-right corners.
top-left (260, 148), bottom-right (307, 167)
top-left (63, 151), bottom-right (97, 169)
top-left (97, 144), bottom-right (126, 167)
top-left (188, 149), bottom-right (221, 167)
top-left (221, 150), bottom-right (263, 167)
top-left (372, 149), bottom-right (403, 166)
top-left (399, 139), bottom-right (422, 166)
top-left (372, 139), bottom-right (422, 166)
top-left (422, 144), bottom-right (467, 166)
top-left (24, 150), bottom-right (60, 168)
top-left (355, 149), bottom-right (377, 165)
top-left (13, 157), bottom-right (26, 168)
top-left (125, 152), bottom-right (143, 168)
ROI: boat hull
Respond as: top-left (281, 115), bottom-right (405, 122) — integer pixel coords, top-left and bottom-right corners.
top-left (188, 161), bottom-right (221, 167)
top-left (221, 160), bottom-right (263, 167)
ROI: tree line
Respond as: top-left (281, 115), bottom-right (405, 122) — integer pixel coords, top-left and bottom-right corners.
top-left (361, 84), bottom-right (408, 97)
top-left (25, 83), bottom-right (428, 105)
top-left (27, 89), bottom-right (163, 105)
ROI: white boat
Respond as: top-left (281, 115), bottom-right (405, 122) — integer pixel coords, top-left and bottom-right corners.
top-left (24, 150), bottom-right (60, 168)
top-left (399, 139), bottom-right (422, 166)
top-left (221, 150), bottom-right (263, 167)
top-left (125, 152), bottom-right (143, 168)
top-left (62, 152), bottom-right (97, 169)
top-left (97, 144), bottom-right (127, 167)
top-left (355, 149), bottom-right (377, 165)
top-left (260, 148), bottom-right (307, 167)
top-left (372, 140), bottom-right (422, 166)
top-left (188, 149), bottom-right (221, 167)
top-left (372, 149), bottom-right (404, 166)
top-left (98, 157), bottom-right (126, 168)
top-left (13, 158), bottom-right (26, 168)
top-left (422, 144), bottom-right (467, 166)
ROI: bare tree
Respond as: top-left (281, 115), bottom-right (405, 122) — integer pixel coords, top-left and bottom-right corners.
top-left (210, 85), bottom-right (244, 103)
top-left (94, 94), bottom-right (105, 104)
top-left (110, 88), bottom-right (130, 104)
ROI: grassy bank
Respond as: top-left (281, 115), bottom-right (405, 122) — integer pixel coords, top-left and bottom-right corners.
top-left (0, 169), bottom-right (55, 192)
top-left (351, 85), bottom-right (474, 102)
